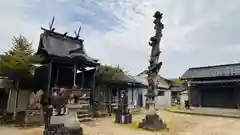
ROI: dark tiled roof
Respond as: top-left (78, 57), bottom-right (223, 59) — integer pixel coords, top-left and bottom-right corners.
top-left (189, 79), bottom-right (240, 84)
top-left (181, 63), bottom-right (240, 79)
top-left (37, 29), bottom-right (99, 66)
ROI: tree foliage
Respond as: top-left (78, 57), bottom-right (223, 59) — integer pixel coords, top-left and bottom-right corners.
top-left (0, 35), bottom-right (42, 79)
top-left (95, 65), bottom-right (124, 84)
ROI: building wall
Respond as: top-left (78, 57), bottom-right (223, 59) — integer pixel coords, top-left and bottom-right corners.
top-left (189, 84), bottom-right (240, 109)
top-left (189, 87), bottom-right (200, 106)
top-left (7, 89), bottom-right (31, 113)
top-left (234, 87), bottom-right (240, 108)
top-left (155, 90), bottom-right (171, 108)
top-left (180, 90), bottom-right (188, 107)
top-left (127, 87), bottom-right (147, 107)
top-left (0, 78), bottom-right (9, 89)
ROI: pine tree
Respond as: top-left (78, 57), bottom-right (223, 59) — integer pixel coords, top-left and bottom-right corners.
top-left (1, 35), bottom-right (41, 76)
top-left (1, 35), bottom-right (42, 120)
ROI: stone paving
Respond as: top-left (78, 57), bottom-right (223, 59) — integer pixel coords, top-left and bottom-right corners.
top-left (1, 110), bottom-right (240, 135)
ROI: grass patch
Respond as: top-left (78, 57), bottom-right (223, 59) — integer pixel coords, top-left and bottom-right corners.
top-left (166, 106), bottom-right (181, 111)
top-left (168, 78), bottom-right (184, 84)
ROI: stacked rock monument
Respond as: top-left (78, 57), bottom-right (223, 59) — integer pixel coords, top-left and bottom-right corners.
top-left (138, 11), bottom-right (166, 130)
top-left (115, 90), bottom-right (132, 124)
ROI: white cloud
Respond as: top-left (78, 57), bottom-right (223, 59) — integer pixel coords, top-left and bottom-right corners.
top-left (1, 0), bottom-right (240, 78)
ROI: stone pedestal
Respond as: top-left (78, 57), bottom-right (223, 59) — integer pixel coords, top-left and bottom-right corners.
top-left (44, 104), bottom-right (84, 135)
top-left (115, 108), bottom-right (132, 124)
top-left (24, 109), bottom-right (44, 127)
top-left (114, 90), bottom-right (132, 124)
top-left (44, 115), bottom-right (83, 135)
top-left (138, 114), bottom-right (165, 130)
top-left (139, 102), bottom-right (166, 130)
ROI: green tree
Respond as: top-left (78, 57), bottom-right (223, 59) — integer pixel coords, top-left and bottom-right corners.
top-left (1, 35), bottom-right (42, 120)
top-left (95, 65), bottom-right (124, 84)
top-left (1, 35), bottom-right (41, 74)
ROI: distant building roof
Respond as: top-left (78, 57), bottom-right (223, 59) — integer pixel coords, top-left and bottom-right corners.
top-left (181, 63), bottom-right (240, 80)
top-left (37, 28), bottom-right (100, 66)
top-left (135, 75), bottom-right (171, 89)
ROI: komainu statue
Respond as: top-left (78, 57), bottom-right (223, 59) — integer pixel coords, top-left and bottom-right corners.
top-left (28, 89), bottom-right (44, 109)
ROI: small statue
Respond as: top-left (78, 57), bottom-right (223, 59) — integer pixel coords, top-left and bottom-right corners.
top-left (68, 92), bottom-right (75, 104)
top-left (28, 89), bottom-right (44, 109)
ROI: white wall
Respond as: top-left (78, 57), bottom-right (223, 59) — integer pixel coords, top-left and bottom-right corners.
top-left (7, 89), bottom-right (31, 113)
top-left (155, 90), bottom-right (171, 108)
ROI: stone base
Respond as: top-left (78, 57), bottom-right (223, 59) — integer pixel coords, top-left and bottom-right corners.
top-left (115, 113), bottom-right (132, 124)
top-left (44, 124), bottom-right (83, 135)
top-left (66, 125), bottom-right (83, 135)
top-left (138, 114), bottom-right (166, 131)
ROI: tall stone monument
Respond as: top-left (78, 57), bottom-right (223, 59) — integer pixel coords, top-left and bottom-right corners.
top-left (138, 11), bottom-right (166, 130)
top-left (115, 90), bottom-right (132, 124)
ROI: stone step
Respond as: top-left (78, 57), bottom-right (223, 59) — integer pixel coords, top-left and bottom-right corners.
top-left (77, 113), bottom-right (92, 118)
top-left (78, 97), bottom-right (90, 100)
top-left (76, 110), bottom-right (90, 114)
top-left (78, 117), bottom-right (92, 122)
top-left (76, 100), bottom-right (90, 104)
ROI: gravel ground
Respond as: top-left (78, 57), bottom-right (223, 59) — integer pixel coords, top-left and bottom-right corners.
top-left (1, 111), bottom-right (240, 135)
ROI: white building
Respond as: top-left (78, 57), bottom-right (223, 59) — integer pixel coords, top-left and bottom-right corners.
top-left (135, 75), bottom-right (186, 108)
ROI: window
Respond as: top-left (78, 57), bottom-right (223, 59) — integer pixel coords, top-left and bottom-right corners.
top-left (157, 91), bottom-right (165, 96)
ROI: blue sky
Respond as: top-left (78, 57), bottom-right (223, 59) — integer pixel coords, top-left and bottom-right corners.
top-left (1, 0), bottom-right (240, 78)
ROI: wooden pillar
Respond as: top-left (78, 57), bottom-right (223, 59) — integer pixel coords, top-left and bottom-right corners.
top-left (198, 88), bottom-right (202, 107)
top-left (188, 87), bottom-right (191, 106)
top-left (47, 62), bottom-right (52, 97)
top-left (73, 64), bottom-right (77, 87)
top-left (55, 66), bottom-right (59, 85)
top-left (116, 87), bottom-right (119, 103)
top-left (81, 67), bottom-right (85, 88)
top-left (91, 68), bottom-right (96, 104)
top-left (108, 88), bottom-right (112, 114)
top-left (131, 83), bottom-right (134, 105)
top-left (234, 84), bottom-right (240, 109)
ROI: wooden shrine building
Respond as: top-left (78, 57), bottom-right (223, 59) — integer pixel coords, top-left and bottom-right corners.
top-left (180, 63), bottom-right (240, 109)
top-left (34, 24), bottom-right (100, 101)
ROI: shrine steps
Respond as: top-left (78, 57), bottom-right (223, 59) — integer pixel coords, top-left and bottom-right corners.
top-left (76, 111), bottom-right (92, 122)
top-left (78, 117), bottom-right (92, 122)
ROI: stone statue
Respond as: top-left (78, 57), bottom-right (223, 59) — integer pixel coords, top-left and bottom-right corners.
top-left (28, 89), bottom-right (44, 109)
top-left (25, 90), bottom-right (44, 127)
top-left (139, 11), bottom-right (166, 130)
top-left (115, 90), bottom-right (132, 124)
